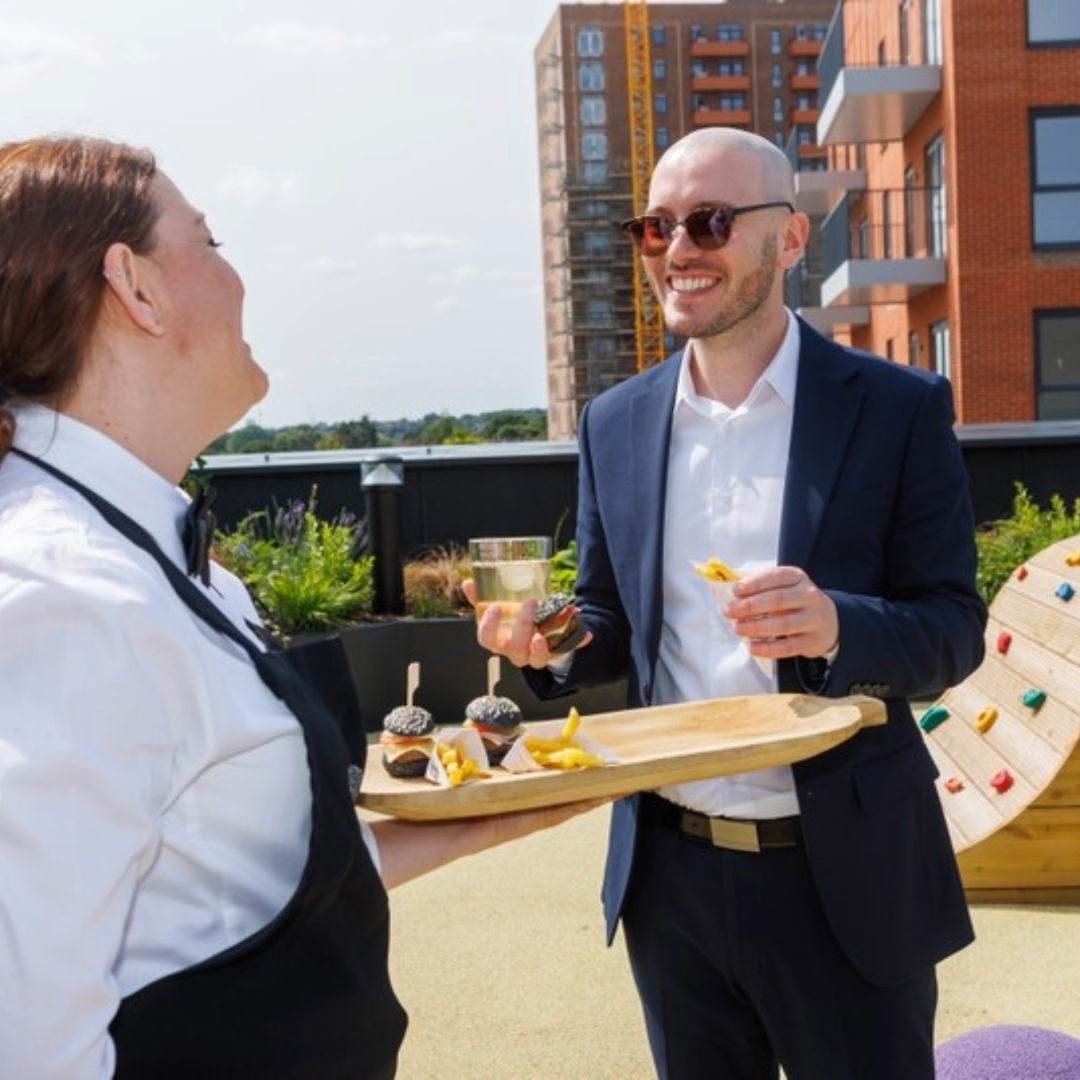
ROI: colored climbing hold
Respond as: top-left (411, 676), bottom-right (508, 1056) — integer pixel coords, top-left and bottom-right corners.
top-left (944, 777), bottom-right (965, 794)
top-left (918, 705), bottom-right (949, 733)
top-left (990, 768), bottom-right (1014, 794)
top-left (975, 706), bottom-right (999, 734)
top-left (1021, 688), bottom-right (1047, 711)
top-left (1067, 549), bottom-right (1080, 566)
top-left (1016, 565), bottom-right (1029, 581)
top-left (996, 631), bottom-right (1012, 655)
top-left (1057, 582), bottom-right (1076, 602)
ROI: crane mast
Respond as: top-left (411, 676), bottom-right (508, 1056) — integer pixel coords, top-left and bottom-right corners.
top-left (624, 0), bottom-right (666, 370)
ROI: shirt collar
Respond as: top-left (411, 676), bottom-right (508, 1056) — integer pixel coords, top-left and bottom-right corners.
top-left (674, 309), bottom-right (801, 419)
top-left (10, 403), bottom-right (193, 569)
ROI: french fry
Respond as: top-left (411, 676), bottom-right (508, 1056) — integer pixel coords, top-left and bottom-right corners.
top-left (693, 557), bottom-right (742, 583)
top-left (436, 741), bottom-right (489, 787)
top-left (523, 708), bottom-right (604, 771)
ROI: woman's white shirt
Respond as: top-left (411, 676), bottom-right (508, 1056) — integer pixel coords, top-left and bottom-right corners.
top-left (0, 406), bottom-right (311, 1078)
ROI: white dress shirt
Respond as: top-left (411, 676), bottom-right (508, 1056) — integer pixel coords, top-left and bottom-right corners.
top-left (654, 313), bottom-right (802, 818)
top-left (0, 406), bottom-right (314, 1078)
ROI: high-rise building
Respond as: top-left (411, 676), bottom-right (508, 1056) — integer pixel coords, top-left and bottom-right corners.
top-left (796, 0), bottom-right (1080, 425)
top-left (535, 1), bottom-right (836, 440)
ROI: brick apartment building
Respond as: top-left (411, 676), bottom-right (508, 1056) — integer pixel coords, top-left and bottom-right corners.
top-left (799, 0), bottom-right (1080, 426)
top-left (535, 0), bottom-right (835, 440)
top-left (536, 0), bottom-right (1080, 439)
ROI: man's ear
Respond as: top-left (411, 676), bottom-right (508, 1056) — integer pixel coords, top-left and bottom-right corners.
top-left (101, 242), bottom-right (164, 337)
top-left (778, 211), bottom-right (811, 271)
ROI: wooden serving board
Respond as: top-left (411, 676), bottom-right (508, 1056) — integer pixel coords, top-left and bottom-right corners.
top-left (358, 693), bottom-right (886, 820)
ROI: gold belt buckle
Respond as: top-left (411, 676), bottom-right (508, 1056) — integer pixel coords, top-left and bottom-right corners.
top-left (708, 817), bottom-right (761, 853)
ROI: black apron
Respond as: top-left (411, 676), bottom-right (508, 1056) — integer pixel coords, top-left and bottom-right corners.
top-left (16, 452), bottom-right (408, 1079)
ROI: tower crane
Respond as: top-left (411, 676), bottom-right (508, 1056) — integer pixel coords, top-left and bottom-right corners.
top-left (624, 0), bottom-right (667, 370)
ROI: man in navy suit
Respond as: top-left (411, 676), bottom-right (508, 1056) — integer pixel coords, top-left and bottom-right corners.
top-left (477, 128), bottom-right (986, 1079)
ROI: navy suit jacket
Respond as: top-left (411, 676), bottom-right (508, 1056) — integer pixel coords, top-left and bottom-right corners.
top-left (529, 317), bottom-right (986, 987)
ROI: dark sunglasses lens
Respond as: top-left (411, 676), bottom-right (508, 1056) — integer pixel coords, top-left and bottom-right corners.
top-left (627, 218), bottom-right (667, 254)
top-left (685, 208), bottom-right (730, 250)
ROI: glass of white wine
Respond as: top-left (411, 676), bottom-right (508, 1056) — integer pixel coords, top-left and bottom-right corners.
top-left (468, 536), bottom-right (552, 644)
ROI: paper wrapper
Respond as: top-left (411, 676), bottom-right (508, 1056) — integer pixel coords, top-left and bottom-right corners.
top-left (424, 727), bottom-right (490, 787)
top-left (698, 569), bottom-right (775, 681)
top-left (499, 718), bottom-right (620, 773)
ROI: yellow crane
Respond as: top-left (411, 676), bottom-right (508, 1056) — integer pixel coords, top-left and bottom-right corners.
top-left (624, 0), bottom-right (667, 370)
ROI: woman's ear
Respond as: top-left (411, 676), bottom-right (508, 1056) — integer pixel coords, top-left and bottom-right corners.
top-left (102, 243), bottom-right (164, 337)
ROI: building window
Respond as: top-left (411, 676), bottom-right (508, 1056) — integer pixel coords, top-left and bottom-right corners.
top-left (653, 58), bottom-right (667, 80)
top-left (797, 93), bottom-right (815, 111)
top-left (580, 200), bottom-right (610, 219)
top-left (656, 127), bottom-right (670, 150)
top-left (930, 319), bottom-right (951, 381)
top-left (925, 134), bottom-right (947, 257)
top-left (577, 28), bottom-right (603, 57)
top-left (586, 298), bottom-right (614, 324)
top-left (1032, 109), bottom-right (1080, 248)
top-left (814, 24), bottom-right (829, 41)
top-left (655, 94), bottom-right (667, 115)
top-left (691, 60), bottom-right (706, 77)
top-left (1036, 309), bottom-right (1080, 418)
top-left (924, 0), bottom-right (943, 63)
top-left (578, 63), bottom-right (604, 92)
top-left (651, 24), bottom-right (666, 48)
top-left (582, 162), bottom-right (608, 185)
top-left (908, 330), bottom-right (921, 367)
top-left (583, 230), bottom-right (611, 256)
top-left (772, 63), bottom-right (783, 89)
top-left (580, 97), bottom-right (606, 126)
top-left (771, 28), bottom-right (782, 54)
top-left (721, 94), bottom-right (746, 111)
top-left (718, 24), bottom-right (743, 42)
top-left (1028, 0), bottom-right (1080, 45)
top-left (773, 97), bottom-right (784, 122)
top-left (689, 23), bottom-right (704, 43)
top-left (582, 133), bottom-right (608, 161)
top-left (719, 60), bottom-right (745, 76)
top-left (795, 58), bottom-right (813, 76)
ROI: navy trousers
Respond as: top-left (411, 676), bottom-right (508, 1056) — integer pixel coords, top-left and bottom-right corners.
top-left (621, 801), bottom-right (937, 1080)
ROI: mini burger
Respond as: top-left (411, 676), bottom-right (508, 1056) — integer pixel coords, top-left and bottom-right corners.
top-left (534, 593), bottom-right (588, 656)
top-left (463, 695), bottom-right (523, 766)
top-left (380, 704), bottom-right (435, 778)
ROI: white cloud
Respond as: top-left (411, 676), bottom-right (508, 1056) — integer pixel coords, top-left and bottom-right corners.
top-left (368, 232), bottom-right (471, 252)
top-left (216, 167), bottom-right (301, 208)
top-left (433, 296), bottom-right (459, 312)
top-left (305, 256), bottom-right (360, 278)
top-left (0, 22), bottom-right (98, 82)
top-left (242, 22), bottom-right (388, 57)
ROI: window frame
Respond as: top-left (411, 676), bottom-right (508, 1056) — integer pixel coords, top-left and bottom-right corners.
top-left (1026, 0), bottom-right (1080, 47)
top-left (1031, 107), bottom-right (1080, 250)
top-left (1034, 307), bottom-right (1080, 419)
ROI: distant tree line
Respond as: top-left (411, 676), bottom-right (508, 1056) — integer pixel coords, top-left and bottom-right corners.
top-left (204, 409), bottom-right (548, 455)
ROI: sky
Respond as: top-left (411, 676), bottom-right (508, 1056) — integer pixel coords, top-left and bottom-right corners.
top-left (0, 0), bottom-right (605, 428)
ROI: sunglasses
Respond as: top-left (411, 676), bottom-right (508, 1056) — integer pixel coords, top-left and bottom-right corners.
top-left (621, 200), bottom-right (795, 256)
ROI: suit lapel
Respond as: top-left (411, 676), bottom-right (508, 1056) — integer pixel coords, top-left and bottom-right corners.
top-left (627, 359), bottom-right (680, 662)
top-left (780, 324), bottom-right (866, 569)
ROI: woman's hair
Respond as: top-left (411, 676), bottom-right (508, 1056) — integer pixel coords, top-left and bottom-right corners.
top-left (0, 135), bottom-right (160, 409)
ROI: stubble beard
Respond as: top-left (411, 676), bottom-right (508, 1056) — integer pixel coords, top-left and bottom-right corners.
top-left (661, 234), bottom-right (779, 342)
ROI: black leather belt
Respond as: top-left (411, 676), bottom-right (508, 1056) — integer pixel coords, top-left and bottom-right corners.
top-left (677, 808), bottom-right (801, 852)
top-left (641, 795), bottom-right (801, 853)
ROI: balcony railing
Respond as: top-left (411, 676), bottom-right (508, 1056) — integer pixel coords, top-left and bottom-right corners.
top-left (819, 186), bottom-right (947, 305)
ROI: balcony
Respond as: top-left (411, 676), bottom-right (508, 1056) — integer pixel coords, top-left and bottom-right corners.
top-left (692, 108), bottom-right (752, 128)
top-left (816, 7), bottom-right (941, 145)
top-left (784, 264), bottom-right (868, 331)
top-left (819, 187), bottom-right (947, 307)
top-left (788, 39), bottom-right (823, 59)
top-left (785, 131), bottom-right (865, 216)
top-left (689, 39), bottom-right (750, 59)
top-left (790, 73), bottom-right (819, 92)
top-left (690, 75), bottom-right (752, 92)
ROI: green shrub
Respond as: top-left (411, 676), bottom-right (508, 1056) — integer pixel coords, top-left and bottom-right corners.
top-left (975, 484), bottom-right (1080, 605)
top-left (550, 539), bottom-right (578, 595)
top-left (215, 489), bottom-right (373, 640)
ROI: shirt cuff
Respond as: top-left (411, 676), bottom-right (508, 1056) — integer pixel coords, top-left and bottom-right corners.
top-left (546, 652), bottom-right (574, 683)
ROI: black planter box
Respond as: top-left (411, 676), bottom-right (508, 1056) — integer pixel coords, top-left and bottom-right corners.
top-left (334, 618), bottom-right (628, 734)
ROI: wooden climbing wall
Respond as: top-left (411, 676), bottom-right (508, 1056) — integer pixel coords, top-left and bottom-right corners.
top-left (921, 536), bottom-right (1080, 903)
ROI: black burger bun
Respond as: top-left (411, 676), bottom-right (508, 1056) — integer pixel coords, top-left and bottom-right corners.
top-left (381, 705), bottom-right (435, 778)
top-left (463, 694), bottom-right (523, 765)
top-left (534, 593), bottom-right (588, 655)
